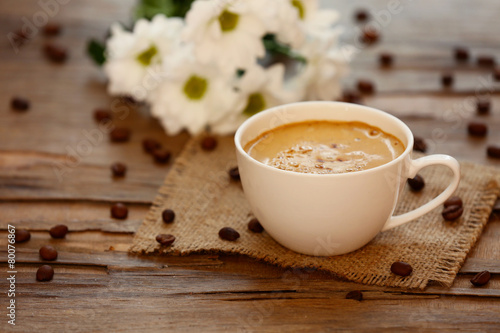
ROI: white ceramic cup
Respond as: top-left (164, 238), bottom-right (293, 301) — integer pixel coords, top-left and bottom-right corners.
top-left (234, 101), bottom-right (461, 256)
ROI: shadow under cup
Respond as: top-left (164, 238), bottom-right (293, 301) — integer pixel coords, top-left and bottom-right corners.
top-left (234, 101), bottom-right (415, 256)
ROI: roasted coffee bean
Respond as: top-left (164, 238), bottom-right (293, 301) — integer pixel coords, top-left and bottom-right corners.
top-left (441, 73), bottom-right (454, 88)
top-left (470, 270), bottom-right (491, 286)
top-left (248, 218), bottom-right (264, 233)
top-left (36, 265), bottom-right (54, 282)
top-left (492, 200), bottom-right (500, 214)
top-left (43, 42), bottom-right (68, 63)
top-left (407, 175), bottom-right (425, 192)
top-left (413, 137), bottom-right (427, 153)
top-left (477, 55), bottom-right (496, 67)
top-left (110, 127), bottom-right (131, 142)
top-left (357, 79), bottom-right (375, 94)
top-left (11, 96), bottom-right (30, 111)
top-left (93, 109), bottom-right (112, 122)
top-left (111, 162), bottom-right (127, 177)
top-left (444, 196), bottom-right (463, 208)
top-left (454, 47), bottom-right (469, 62)
top-left (39, 245), bottom-right (58, 261)
top-left (15, 229), bottom-right (31, 243)
top-left (487, 145), bottom-right (500, 159)
top-left (201, 136), bottom-right (218, 151)
top-left (467, 122), bottom-right (488, 137)
top-left (219, 227), bottom-right (240, 241)
top-left (228, 167), bottom-right (240, 181)
top-left (442, 205), bottom-right (463, 221)
top-left (390, 261), bottom-right (413, 277)
top-left (111, 203), bottom-right (128, 219)
top-left (162, 209), bottom-right (175, 224)
top-left (476, 99), bottom-right (490, 115)
top-left (156, 234), bottom-right (175, 246)
top-left (494, 68), bottom-right (500, 82)
top-left (345, 290), bottom-right (363, 301)
top-left (142, 138), bottom-right (161, 154)
top-left (43, 23), bottom-right (61, 36)
top-left (49, 224), bottom-right (68, 239)
top-left (354, 9), bottom-right (369, 22)
top-left (152, 149), bottom-right (171, 164)
top-left (342, 90), bottom-right (362, 104)
top-left (379, 53), bottom-right (393, 67)
top-left (361, 26), bottom-right (379, 45)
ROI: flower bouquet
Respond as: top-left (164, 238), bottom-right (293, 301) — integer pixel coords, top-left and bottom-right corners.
top-left (88, 0), bottom-right (351, 136)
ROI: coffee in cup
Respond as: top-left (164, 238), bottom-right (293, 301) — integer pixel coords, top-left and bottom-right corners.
top-left (244, 120), bottom-right (405, 175)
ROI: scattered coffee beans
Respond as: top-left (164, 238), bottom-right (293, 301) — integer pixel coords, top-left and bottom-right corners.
top-left (110, 127), bottom-right (131, 142)
top-left (152, 149), bottom-right (171, 164)
top-left (477, 55), bottom-right (496, 67)
top-left (11, 96), bottom-right (30, 111)
top-left (379, 53), bottom-right (393, 67)
top-left (36, 265), bottom-right (54, 282)
top-left (467, 122), bottom-right (488, 137)
top-left (390, 261), bottom-right (413, 277)
top-left (43, 42), bottom-right (68, 63)
top-left (487, 145), bottom-right (500, 159)
top-left (454, 47), bottom-right (469, 62)
top-left (142, 138), bottom-right (161, 154)
top-left (111, 203), bottom-right (128, 219)
top-left (361, 26), bottom-right (379, 45)
top-left (470, 270), bottom-right (491, 287)
top-left (354, 9), bottom-right (369, 22)
top-left (342, 90), bottom-right (362, 104)
top-left (228, 167), bottom-right (240, 181)
top-left (162, 209), bottom-right (175, 224)
top-left (441, 73), bottom-right (454, 88)
top-left (93, 109), bottom-right (112, 122)
top-left (201, 136), bottom-right (218, 151)
top-left (413, 137), bottom-right (427, 153)
top-left (476, 99), bottom-right (490, 115)
top-left (345, 290), bottom-right (363, 301)
top-left (357, 79), bottom-right (375, 94)
top-left (444, 196), bottom-right (463, 209)
top-left (407, 175), bottom-right (425, 192)
top-left (442, 205), bottom-right (463, 221)
top-left (43, 23), bottom-right (61, 36)
top-left (49, 224), bottom-right (68, 239)
top-left (156, 234), bottom-right (175, 246)
top-left (219, 227), bottom-right (240, 241)
top-left (111, 162), bottom-right (127, 177)
top-left (39, 245), bottom-right (58, 261)
top-left (248, 218), bottom-right (264, 233)
top-left (15, 229), bottom-right (31, 243)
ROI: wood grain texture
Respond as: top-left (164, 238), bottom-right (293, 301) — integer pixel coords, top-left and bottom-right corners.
top-left (0, 0), bottom-right (500, 331)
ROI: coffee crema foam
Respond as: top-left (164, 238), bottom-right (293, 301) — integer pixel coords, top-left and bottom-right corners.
top-left (244, 120), bottom-right (405, 174)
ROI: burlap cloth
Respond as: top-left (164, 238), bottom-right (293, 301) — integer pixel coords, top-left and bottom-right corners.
top-left (130, 136), bottom-right (500, 289)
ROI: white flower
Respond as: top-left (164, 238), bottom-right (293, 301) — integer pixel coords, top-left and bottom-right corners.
top-left (104, 15), bottom-right (183, 101)
top-left (212, 63), bottom-right (300, 134)
top-left (183, 0), bottom-right (267, 74)
top-left (290, 0), bottom-right (340, 39)
top-left (293, 32), bottom-right (352, 101)
top-left (248, 0), bottom-right (304, 49)
top-left (149, 48), bottom-right (241, 135)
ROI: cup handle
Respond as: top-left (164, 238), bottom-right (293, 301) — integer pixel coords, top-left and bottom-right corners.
top-left (382, 154), bottom-right (461, 231)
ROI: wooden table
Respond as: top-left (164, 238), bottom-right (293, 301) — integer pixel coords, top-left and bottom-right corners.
top-left (1, 0), bottom-right (499, 331)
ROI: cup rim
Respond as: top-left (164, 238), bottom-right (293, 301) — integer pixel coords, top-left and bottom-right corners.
top-left (234, 101), bottom-right (414, 178)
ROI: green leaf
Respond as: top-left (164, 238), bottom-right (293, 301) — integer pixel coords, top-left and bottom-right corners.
top-left (262, 34), bottom-right (306, 64)
top-left (134, 0), bottom-right (195, 20)
top-left (87, 39), bottom-right (106, 66)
